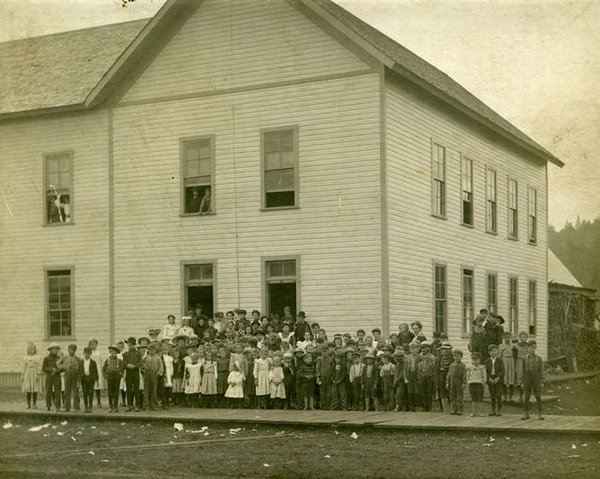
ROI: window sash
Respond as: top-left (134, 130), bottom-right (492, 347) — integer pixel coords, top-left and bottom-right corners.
top-left (185, 264), bottom-right (213, 285)
top-left (434, 264), bottom-right (447, 333)
top-left (528, 187), bottom-right (537, 242)
top-left (266, 260), bottom-right (296, 282)
top-left (462, 269), bottom-right (474, 334)
top-left (263, 129), bottom-right (297, 207)
top-left (432, 143), bottom-right (446, 216)
top-left (509, 277), bottom-right (519, 334)
top-left (486, 169), bottom-right (497, 232)
top-left (487, 273), bottom-right (497, 314)
top-left (47, 271), bottom-right (72, 337)
top-left (45, 153), bottom-right (73, 224)
top-left (528, 280), bottom-right (537, 334)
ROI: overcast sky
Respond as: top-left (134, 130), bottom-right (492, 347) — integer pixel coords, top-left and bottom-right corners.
top-left (1, 0), bottom-right (598, 229)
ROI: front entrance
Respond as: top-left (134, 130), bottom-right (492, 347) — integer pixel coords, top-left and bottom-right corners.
top-left (186, 285), bottom-right (214, 318)
top-left (265, 259), bottom-right (298, 317)
top-left (183, 263), bottom-right (214, 318)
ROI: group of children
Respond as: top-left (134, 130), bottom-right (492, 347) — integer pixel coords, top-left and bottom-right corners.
top-left (22, 308), bottom-right (545, 420)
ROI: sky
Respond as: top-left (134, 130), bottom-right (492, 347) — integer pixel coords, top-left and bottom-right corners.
top-left (1, 0), bottom-right (598, 229)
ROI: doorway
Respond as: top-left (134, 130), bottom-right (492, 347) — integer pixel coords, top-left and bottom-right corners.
top-left (268, 282), bottom-right (296, 317)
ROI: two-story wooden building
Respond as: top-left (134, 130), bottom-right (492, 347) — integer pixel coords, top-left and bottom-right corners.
top-left (0, 0), bottom-right (563, 375)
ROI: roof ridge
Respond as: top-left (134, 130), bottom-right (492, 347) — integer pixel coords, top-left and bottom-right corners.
top-left (0, 18), bottom-right (151, 46)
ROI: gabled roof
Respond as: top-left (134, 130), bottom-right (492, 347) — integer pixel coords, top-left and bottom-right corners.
top-left (0, 19), bottom-right (148, 117)
top-left (0, 0), bottom-right (563, 167)
top-left (548, 250), bottom-right (584, 289)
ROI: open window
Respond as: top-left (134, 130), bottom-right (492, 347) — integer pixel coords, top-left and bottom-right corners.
top-left (262, 128), bottom-right (298, 209)
top-left (184, 263), bottom-right (215, 318)
top-left (45, 152), bottom-right (72, 224)
top-left (182, 137), bottom-right (214, 215)
top-left (265, 258), bottom-right (298, 317)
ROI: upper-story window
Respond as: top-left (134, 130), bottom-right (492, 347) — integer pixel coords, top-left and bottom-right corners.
top-left (431, 143), bottom-right (446, 217)
top-left (182, 137), bottom-right (214, 215)
top-left (508, 178), bottom-right (518, 239)
top-left (44, 152), bottom-right (73, 224)
top-left (461, 156), bottom-right (473, 226)
top-left (528, 186), bottom-right (537, 244)
top-left (486, 168), bottom-right (497, 233)
top-left (262, 128), bottom-right (298, 209)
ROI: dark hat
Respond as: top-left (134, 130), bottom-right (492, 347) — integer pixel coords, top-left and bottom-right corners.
top-left (108, 345), bottom-right (120, 353)
top-left (452, 349), bottom-right (464, 357)
top-left (126, 336), bottom-right (137, 345)
top-left (487, 344), bottom-right (498, 351)
top-left (526, 339), bottom-right (537, 346)
top-left (138, 337), bottom-right (150, 345)
top-left (297, 311), bottom-right (306, 318)
top-left (495, 315), bottom-right (505, 324)
top-left (440, 341), bottom-right (452, 349)
top-left (471, 352), bottom-right (482, 359)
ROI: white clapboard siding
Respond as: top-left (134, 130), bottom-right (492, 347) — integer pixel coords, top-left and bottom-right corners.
top-left (112, 72), bottom-right (383, 338)
top-left (0, 111), bottom-right (111, 372)
top-left (385, 76), bottom-right (549, 358)
top-left (120, 0), bottom-right (369, 104)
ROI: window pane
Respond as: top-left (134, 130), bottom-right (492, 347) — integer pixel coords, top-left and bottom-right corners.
top-left (265, 169), bottom-right (294, 192)
top-left (264, 132), bottom-right (280, 153)
top-left (198, 145), bottom-right (211, 159)
top-left (49, 294), bottom-right (60, 309)
top-left (187, 266), bottom-right (202, 281)
top-left (60, 294), bottom-right (71, 307)
top-left (283, 261), bottom-right (296, 277)
top-left (186, 159), bottom-right (200, 178)
top-left (59, 276), bottom-right (70, 290)
top-left (266, 191), bottom-right (295, 208)
top-left (201, 264), bottom-right (213, 280)
top-left (50, 321), bottom-right (61, 336)
top-left (199, 158), bottom-right (211, 176)
top-left (47, 173), bottom-right (60, 189)
top-left (279, 130), bottom-right (294, 150)
top-left (280, 150), bottom-right (295, 168)
top-left (265, 152), bottom-right (281, 170)
top-left (49, 278), bottom-right (60, 293)
top-left (268, 262), bottom-right (283, 278)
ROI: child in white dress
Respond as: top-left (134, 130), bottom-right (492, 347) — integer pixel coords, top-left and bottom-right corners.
top-left (253, 348), bottom-right (271, 409)
top-left (184, 353), bottom-right (202, 407)
top-left (225, 362), bottom-right (245, 408)
top-left (22, 343), bottom-right (41, 409)
top-left (269, 356), bottom-right (286, 409)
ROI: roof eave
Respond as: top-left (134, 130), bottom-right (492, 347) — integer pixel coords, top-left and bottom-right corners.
top-left (0, 103), bottom-right (86, 122)
top-left (389, 64), bottom-right (564, 168)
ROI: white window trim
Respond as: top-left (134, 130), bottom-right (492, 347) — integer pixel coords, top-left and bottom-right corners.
top-left (44, 266), bottom-right (75, 340)
top-left (180, 260), bottom-right (218, 318)
top-left (432, 260), bottom-right (448, 334)
top-left (431, 139), bottom-right (447, 219)
top-left (261, 255), bottom-right (301, 316)
top-left (42, 150), bottom-right (75, 226)
top-left (179, 134), bottom-right (216, 216)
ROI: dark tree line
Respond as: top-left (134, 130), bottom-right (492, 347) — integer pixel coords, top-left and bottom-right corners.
top-left (549, 217), bottom-right (600, 293)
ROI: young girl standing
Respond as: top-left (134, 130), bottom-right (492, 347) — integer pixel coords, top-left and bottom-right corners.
top-left (216, 348), bottom-right (230, 407)
top-left (225, 362), bottom-right (245, 408)
top-left (184, 353), bottom-right (202, 407)
top-left (269, 357), bottom-right (286, 409)
top-left (171, 349), bottom-right (185, 406)
top-left (254, 348), bottom-right (271, 409)
top-left (498, 332), bottom-right (517, 403)
top-left (201, 350), bottom-right (219, 407)
top-left (515, 332), bottom-right (529, 404)
top-left (22, 343), bottom-right (41, 409)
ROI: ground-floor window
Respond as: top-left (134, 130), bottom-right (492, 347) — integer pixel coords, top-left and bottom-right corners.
top-left (509, 276), bottom-right (519, 335)
top-left (184, 263), bottom-right (215, 318)
top-left (528, 280), bottom-right (537, 335)
top-left (47, 269), bottom-right (72, 337)
top-left (265, 258), bottom-right (298, 318)
top-left (462, 268), bottom-right (474, 334)
top-left (433, 263), bottom-right (447, 333)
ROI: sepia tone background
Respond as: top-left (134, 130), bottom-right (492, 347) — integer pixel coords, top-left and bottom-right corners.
top-left (0, 0), bottom-right (598, 228)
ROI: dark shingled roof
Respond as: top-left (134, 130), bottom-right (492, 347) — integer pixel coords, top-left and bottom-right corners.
top-left (0, 19), bottom-right (148, 116)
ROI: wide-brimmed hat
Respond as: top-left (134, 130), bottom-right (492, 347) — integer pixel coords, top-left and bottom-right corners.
top-left (137, 337), bottom-right (150, 345)
top-left (47, 342), bottom-right (61, 351)
top-left (126, 336), bottom-right (137, 345)
top-left (108, 345), bottom-right (120, 353)
top-left (440, 341), bottom-right (452, 349)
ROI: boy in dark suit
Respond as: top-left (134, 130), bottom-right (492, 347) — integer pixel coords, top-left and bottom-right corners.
top-left (522, 340), bottom-right (544, 420)
top-left (80, 347), bottom-right (99, 413)
top-left (485, 344), bottom-right (505, 416)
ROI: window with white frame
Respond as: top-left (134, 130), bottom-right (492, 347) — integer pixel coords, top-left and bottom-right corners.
top-left (508, 178), bottom-right (518, 238)
top-left (528, 186), bottom-right (537, 244)
top-left (265, 259), bottom-right (298, 316)
top-left (461, 156), bottom-right (473, 225)
top-left (509, 276), bottom-right (519, 334)
top-left (487, 272), bottom-right (497, 315)
top-left (47, 270), bottom-right (72, 337)
top-left (528, 280), bottom-right (537, 335)
top-left (432, 143), bottom-right (446, 217)
top-left (462, 268), bottom-right (474, 334)
top-left (182, 137), bottom-right (214, 215)
top-left (45, 152), bottom-right (73, 224)
top-left (434, 264), bottom-right (447, 333)
top-left (486, 168), bottom-right (497, 233)
top-left (184, 263), bottom-right (215, 318)
top-left (263, 128), bottom-right (298, 208)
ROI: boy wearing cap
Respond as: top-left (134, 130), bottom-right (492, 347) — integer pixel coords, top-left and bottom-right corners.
top-left (316, 347), bottom-right (334, 410)
top-left (349, 352), bottom-right (364, 411)
top-left (42, 343), bottom-right (62, 412)
top-left (446, 349), bottom-right (467, 415)
top-left (436, 341), bottom-right (453, 412)
top-left (417, 342), bottom-right (436, 412)
top-left (80, 347), bottom-right (99, 413)
top-left (485, 344), bottom-right (505, 416)
top-left (330, 351), bottom-right (347, 410)
top-left (403, 343), bottom-right (422, 412)
top-left (467, 352), bottom-right (487, 417)
top-left (123, 337), bottom-right (142, 412)
top-left (362, 353), bottom-right (379, 411)
top-left (57, 344), bottom-right (81, 412)
top-left (522, 340), bottom-right (544, 420)
top-left (103, 345), bottom-right (124, 413)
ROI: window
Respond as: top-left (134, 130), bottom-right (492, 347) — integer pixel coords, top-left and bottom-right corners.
top-left (528, 186), bottom-right (537, 244)
top-left (431, 143), bottom-right (446, 217)
top-left (487, 273), bottom-right (497, 315)
top-left (265, 258), bottom-right (298, 316)
top-left (461, 156), bottom-right (473, 225)
top-left (486, 168), bottom-right (497, 233)
top-left (508, 178), bottom-right (518, 238)
top-left (462, 268), bottom-right (474, 334)
top-left (509, 276), bottom-right (519, 334)
top-left (528, 280), bottom-right (537, 335)
top-left (262, 128), bottom-right (298, 208)
top-left (44, 152), bottom-right (72, 224)
top-left (47, 270), bottom-right (72, 337)
top-left (433, 264), bottom-right (447, 333)
top-left (183, 263), bottom-right (215, 318)
top-left (182, 137), bottom-right (214, 215)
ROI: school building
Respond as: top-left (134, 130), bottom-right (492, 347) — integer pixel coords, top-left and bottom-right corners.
top-left (0, 0), bottom-right (563, 376)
